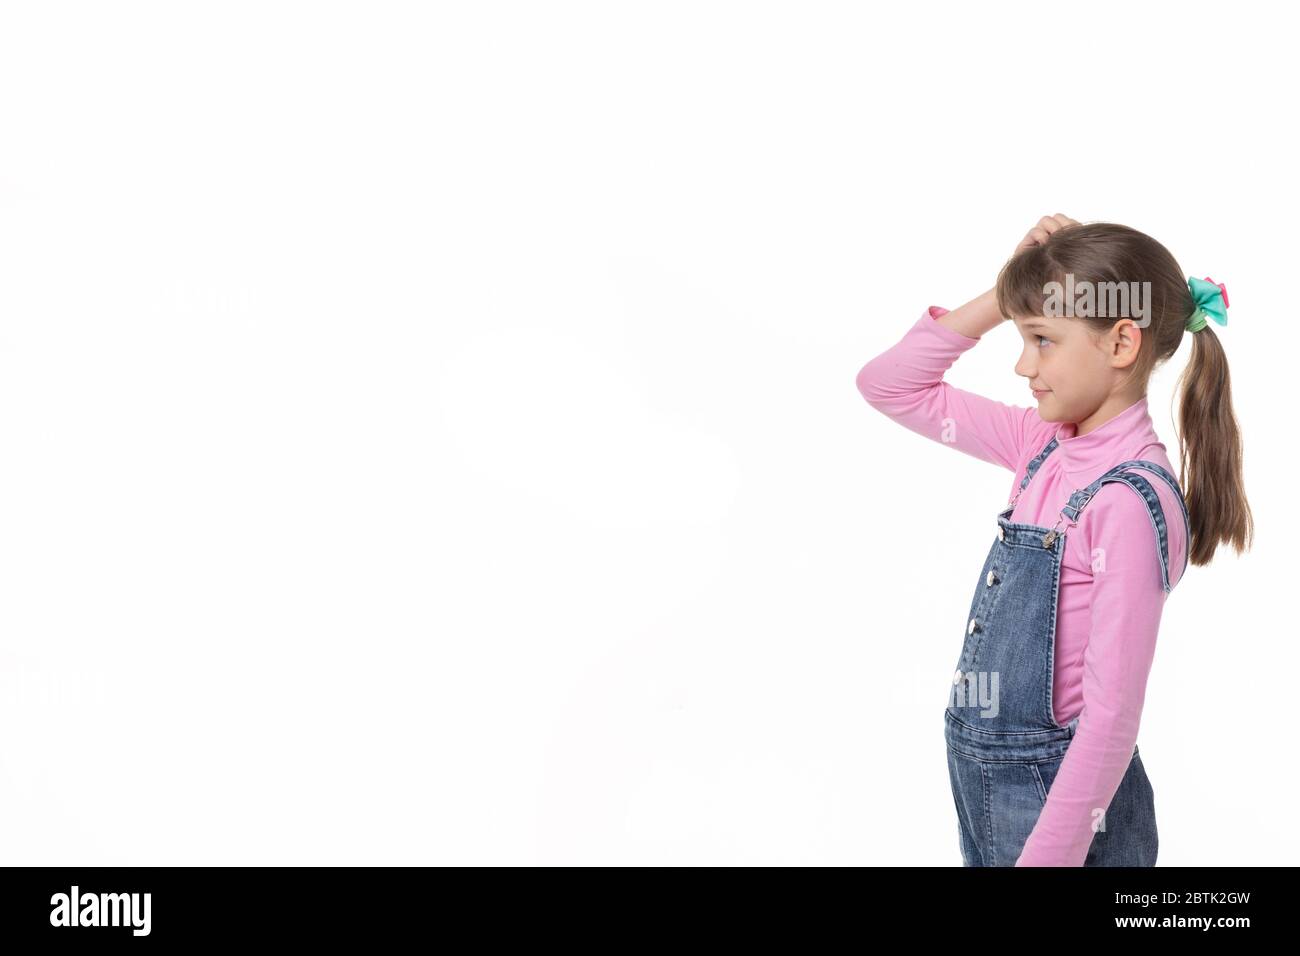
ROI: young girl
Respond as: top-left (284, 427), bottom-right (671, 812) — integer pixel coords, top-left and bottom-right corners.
top-left (856, 214), bottom-right (1252, 867)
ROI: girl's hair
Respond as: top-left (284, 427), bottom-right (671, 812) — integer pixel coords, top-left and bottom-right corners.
top-left (994, 222), bottom-right (1252, 567)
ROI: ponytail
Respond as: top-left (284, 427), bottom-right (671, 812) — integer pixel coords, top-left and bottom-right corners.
top-left (1175, 325), bottom-right (1254, 565)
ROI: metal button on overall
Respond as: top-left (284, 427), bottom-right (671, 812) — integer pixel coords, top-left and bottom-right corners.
top-left (944, 433), bottom-right (1188, 867)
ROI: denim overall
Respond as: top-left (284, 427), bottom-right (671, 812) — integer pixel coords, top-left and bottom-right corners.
top-left (944, 434), bottom-right (1190, 866)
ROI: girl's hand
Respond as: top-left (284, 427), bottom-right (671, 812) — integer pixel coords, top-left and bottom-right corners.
top-left (1013, 213), bottom-right (1079, 256)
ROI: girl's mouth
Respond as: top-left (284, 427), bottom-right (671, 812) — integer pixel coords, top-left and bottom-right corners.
top-left (1031, 388), bottom-right (1051, 399)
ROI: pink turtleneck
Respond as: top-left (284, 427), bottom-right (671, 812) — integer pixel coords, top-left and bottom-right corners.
top-left (855, 306), bottom-right (1187, 867)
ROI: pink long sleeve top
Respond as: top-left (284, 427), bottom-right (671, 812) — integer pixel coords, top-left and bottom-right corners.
top-left (855, 306), bottom-right (1188, 867)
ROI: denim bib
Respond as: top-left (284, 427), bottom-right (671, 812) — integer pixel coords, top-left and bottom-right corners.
top-left (943, 433), bottom-right (1190, 866)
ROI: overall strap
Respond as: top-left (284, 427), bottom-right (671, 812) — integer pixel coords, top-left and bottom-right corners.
top-left (1007, 435), bottom-right (1060, 508)
top-left (1056, 460), bottom-right (1192, 593)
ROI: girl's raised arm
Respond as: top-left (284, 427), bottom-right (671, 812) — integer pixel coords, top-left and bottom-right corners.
top-left (855, 216), bottom-right (1078, 473)
top-left (855, 288), bottom-right (1047, 473)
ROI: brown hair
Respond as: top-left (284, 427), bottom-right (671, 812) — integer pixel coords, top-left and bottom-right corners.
top-left (995, 222), bottom-right (1252, 566)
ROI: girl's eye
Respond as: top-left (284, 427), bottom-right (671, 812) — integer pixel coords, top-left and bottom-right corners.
top-left (1036, 335), bottom-right (1051, 348)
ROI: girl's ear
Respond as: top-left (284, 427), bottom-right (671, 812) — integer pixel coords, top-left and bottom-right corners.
top-left (1107, 319), bottom-right (1143, 368)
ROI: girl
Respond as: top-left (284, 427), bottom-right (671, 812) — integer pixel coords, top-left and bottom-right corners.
top-left (855, 215), bottom-right (1252, 866)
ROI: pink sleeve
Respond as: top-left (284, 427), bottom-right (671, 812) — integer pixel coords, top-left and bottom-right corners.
top-left (1014, 485), bottom-right (1171, 866)
top-left (855, 306), bottom-right (1047, 472)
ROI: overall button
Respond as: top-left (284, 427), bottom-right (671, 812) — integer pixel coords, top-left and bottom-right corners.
top-left (986, 570), bottom-right (997, 586)
top-left (997, 526), bottom-right (1005, 541)
top-left (953, 669), bottom-right (963, 685)
top-left (968, 618), bottom-right (978, 635)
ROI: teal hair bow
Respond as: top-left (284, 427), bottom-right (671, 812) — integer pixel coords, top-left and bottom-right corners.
top-left (1186, 276), bottom-right (1229, 333)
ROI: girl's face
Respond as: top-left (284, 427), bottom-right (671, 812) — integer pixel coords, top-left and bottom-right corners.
top-left (1010, 313), bottom-right (1139, 424)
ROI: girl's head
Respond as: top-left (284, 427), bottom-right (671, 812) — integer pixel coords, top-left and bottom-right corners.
top-left (995, 221), bottom-right (1252, 566)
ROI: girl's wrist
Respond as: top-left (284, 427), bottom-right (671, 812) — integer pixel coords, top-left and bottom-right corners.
top-left (934, 288), bottom-right (1003, 339)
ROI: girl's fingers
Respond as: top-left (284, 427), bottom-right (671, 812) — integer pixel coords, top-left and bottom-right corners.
top-left (1015, 214), bottom-right (1078, 255)
top-left (1014, 227), bottom-right (1047, 254)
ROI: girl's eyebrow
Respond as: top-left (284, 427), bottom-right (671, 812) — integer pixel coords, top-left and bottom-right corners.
top-left (1018, 320), bottom-right (1051, 331)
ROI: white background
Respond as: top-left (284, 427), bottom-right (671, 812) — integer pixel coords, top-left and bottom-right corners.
top-left (0, 1), bottom-right (1292, 864)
